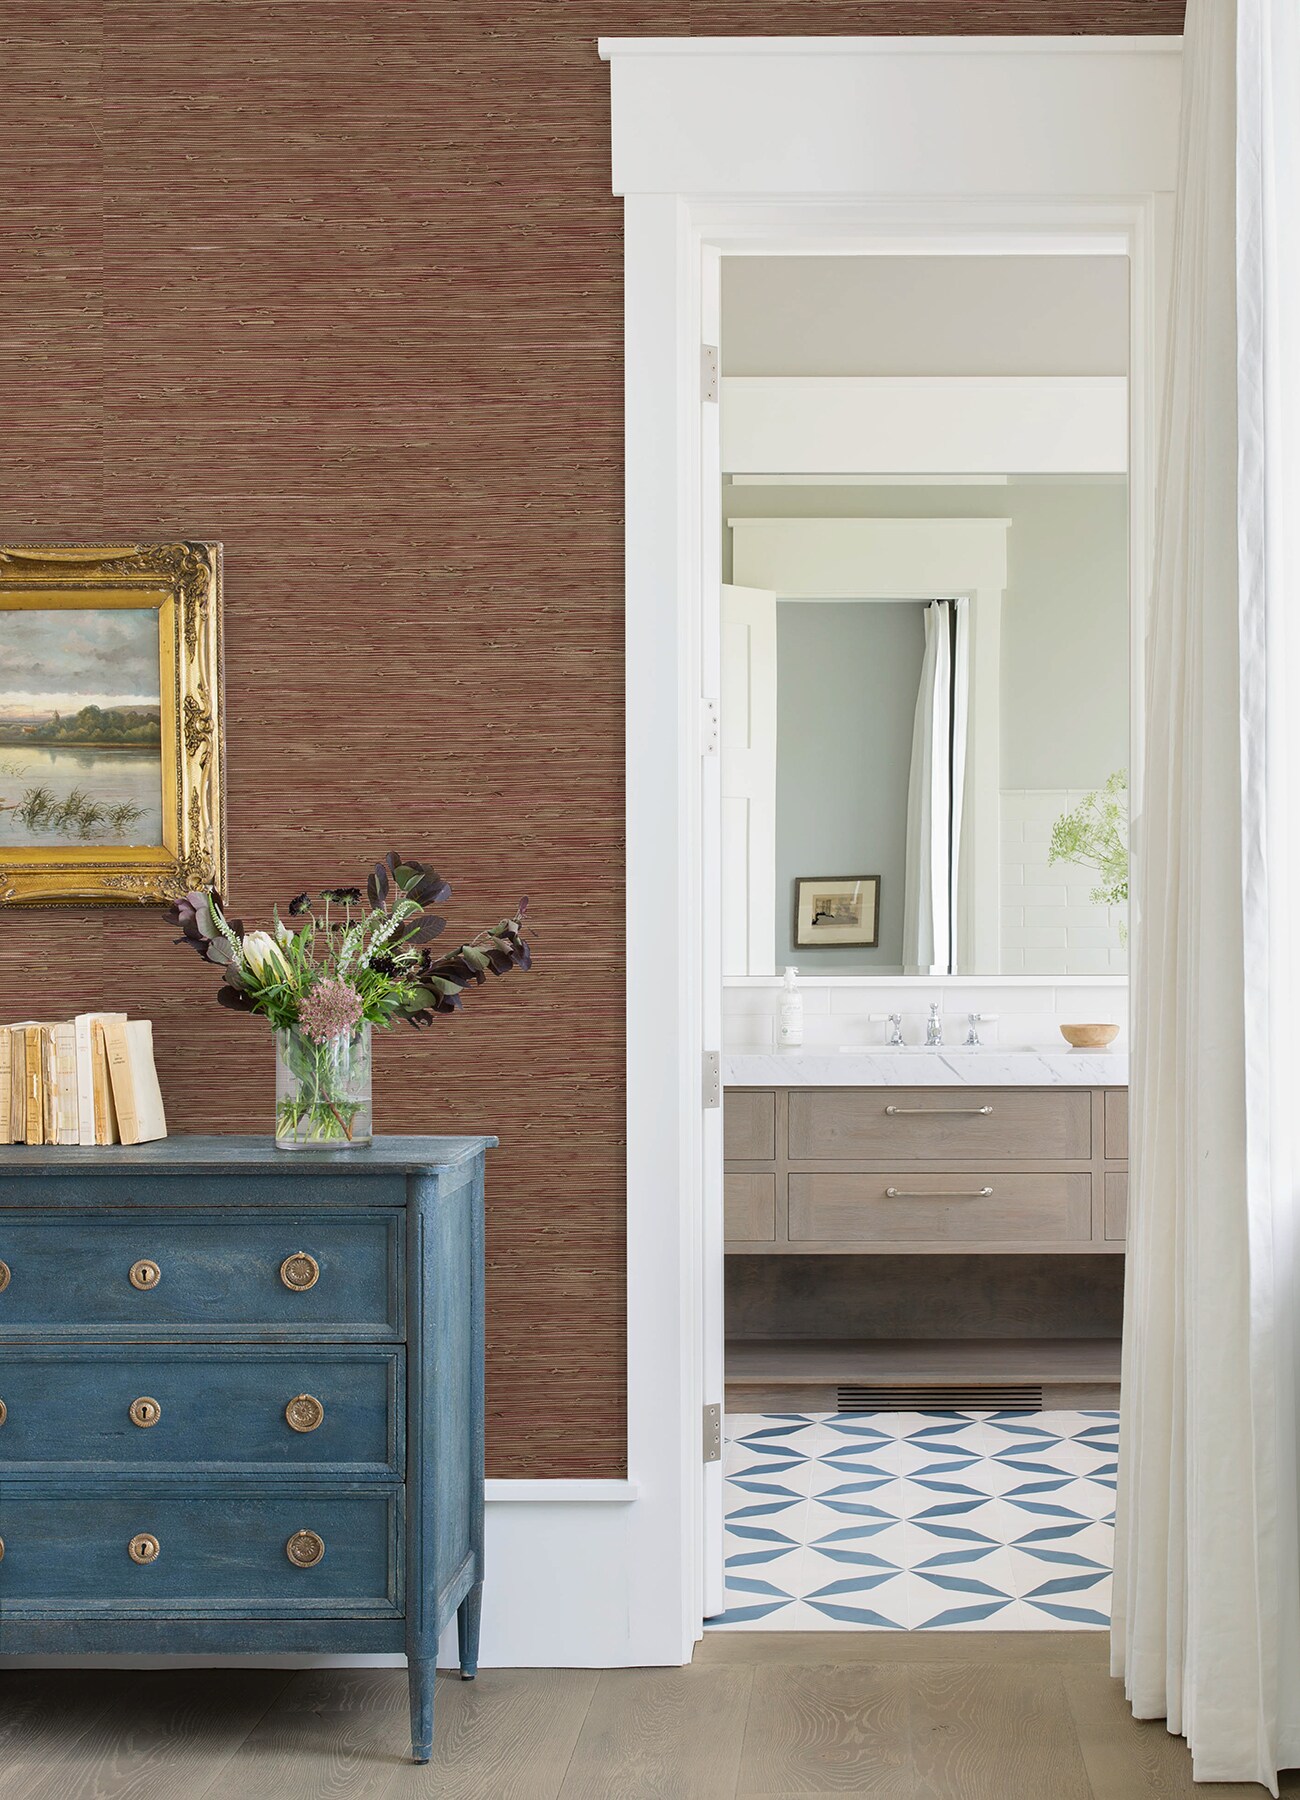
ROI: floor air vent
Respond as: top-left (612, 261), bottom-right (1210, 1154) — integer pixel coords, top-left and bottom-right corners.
top-left (837, 1383), bottom-right (1044, 1413)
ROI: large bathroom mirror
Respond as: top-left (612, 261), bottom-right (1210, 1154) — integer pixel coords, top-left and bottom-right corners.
top-left (719, 255), bottom-right (1130, 978)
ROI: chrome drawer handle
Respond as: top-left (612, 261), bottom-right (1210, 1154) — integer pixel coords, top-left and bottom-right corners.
top-left (884, 1105), bottom-right (993, 1116)
top-left (886, 1186), bottom-right (994, 1199)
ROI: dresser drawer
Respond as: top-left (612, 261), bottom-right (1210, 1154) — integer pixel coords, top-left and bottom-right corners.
top-left (788, 1171), bottom-right (1093, 1246)
top-left (0, 1490), bottom-right (401, 1619)
top-left (0, 1174), bottom-right (405, 1212)
top-left (788, 1089), bottom-right (1091, 1162)
top-left (0, 1348), bottom-right (401, 1479)
top-left (0, 1211), bottom-right (402, 1339)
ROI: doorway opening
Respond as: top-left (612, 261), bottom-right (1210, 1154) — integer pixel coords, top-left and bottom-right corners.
top-left (707, 249), bottom-right (1133, 1632)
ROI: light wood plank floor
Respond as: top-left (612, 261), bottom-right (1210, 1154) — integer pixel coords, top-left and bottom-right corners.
top-left (2, 1636), bottom-right (1297, 1799)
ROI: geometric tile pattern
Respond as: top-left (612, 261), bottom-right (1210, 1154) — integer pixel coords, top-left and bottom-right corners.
top-left (709, 1409), bottom-right (1118, 1632)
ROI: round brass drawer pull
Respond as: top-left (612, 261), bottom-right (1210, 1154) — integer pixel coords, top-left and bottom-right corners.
top-left (286, 1529), bottom-right (326, 1568)
top-left (0, 1259), bottom-right (10, 1293)
top-left (129, 1259), bottom-right (161, 1291)
top-left (285, 1394), bottom-right (324, 1433)
top-left (280, 1252), bottom-right (319, 1292)
top-left (0, 1398), bottom-right (7, 1428)
top-left (128, 1533), bottom-right (160, 1565)
top-left (129, 1396), bottom-right (162, 1429)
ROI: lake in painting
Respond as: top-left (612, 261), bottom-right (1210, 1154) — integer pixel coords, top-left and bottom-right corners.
top-left (0, 607), bottom-right (164, 848)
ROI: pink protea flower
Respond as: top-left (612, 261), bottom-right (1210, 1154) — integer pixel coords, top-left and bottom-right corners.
top-left (298, 978), bottom-right (365, 1044)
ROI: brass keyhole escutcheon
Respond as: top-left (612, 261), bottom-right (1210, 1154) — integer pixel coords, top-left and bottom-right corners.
top-left (130, 1396), bottom-right (162, 1429)
top-left (129, 1259), bottom-right (161, 1291)
top-left (0, 1259), bottom-right (10, 1293)
top-left (0, 1536), bottom-right (5, 1562)
top-left (286, 1529), bottom-right (326, 1568)
top-left (0, 1398), bottom-right (8, 1428)
top-left (280, 1252), bottom-right (319, 1292)
top-left (128, 1533), bottom-right (160, 1564)
top-left (285, 1394), bottom-right (324, 1434)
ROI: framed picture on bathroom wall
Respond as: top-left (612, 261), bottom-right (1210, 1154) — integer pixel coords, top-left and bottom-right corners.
top-left (794, 874), bottom-right (880, 949)
top-left (0, 543), bottom-right (225, 907)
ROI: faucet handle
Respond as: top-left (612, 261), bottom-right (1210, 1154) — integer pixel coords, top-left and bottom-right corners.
top-left (965, 1011), bottom-right (999, 1047)
top-left (870, 1011), bottom-right (906, 1047)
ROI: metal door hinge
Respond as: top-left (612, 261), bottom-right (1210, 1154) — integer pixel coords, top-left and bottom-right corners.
top-left (703, 1402), bottom-right (722, 1463)
top-left (703, 1050), bottom-right (721, 1109)
top-left (702, 344), bottom-right (719, 403)
top-left (700, 695), bottom-right (720, 756)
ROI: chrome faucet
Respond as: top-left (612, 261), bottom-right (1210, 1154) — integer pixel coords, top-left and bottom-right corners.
top-left (966, 1012), bottom-right (985, 1047)
top-left (925, 1001), bottom-right (943, 1047)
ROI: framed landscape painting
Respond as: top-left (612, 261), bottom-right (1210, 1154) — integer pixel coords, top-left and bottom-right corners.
top-left (0, 544), bottom-right (224, 906)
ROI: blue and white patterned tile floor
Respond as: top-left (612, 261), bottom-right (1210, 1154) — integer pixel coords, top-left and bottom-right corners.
top-left (709, 1409), bottom-right (1118, 1633)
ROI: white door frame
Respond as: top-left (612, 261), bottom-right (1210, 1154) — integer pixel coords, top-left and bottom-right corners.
top-left (608, 34), bottom-right (1177, 1665)
top-left (623, 193), bottom-right (1158, 1652)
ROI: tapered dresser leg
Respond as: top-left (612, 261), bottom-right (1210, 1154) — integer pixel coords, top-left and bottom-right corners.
top-left (408, 1656), bottom-right (434, 1762)
top-left (458, 1581), bottom-right (483, 1679)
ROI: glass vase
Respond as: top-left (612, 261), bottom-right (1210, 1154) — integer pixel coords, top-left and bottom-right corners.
top-left (274, 1023), bottom-right (372, 1150)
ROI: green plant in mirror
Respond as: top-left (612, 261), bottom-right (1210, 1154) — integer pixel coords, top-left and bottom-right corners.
top-left (1049, 770), bottom-right (1129, 938)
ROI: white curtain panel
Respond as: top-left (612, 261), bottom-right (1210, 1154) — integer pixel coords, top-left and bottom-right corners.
top-left (1114, 0), bottom-right (1300, 1789)
top-left (949, 596), bottom-right (971, 973)
top-left (902, 600), bottom-right (952, 975)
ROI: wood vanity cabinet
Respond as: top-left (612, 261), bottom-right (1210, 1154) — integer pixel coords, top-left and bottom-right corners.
top-left (724, 1085), bottom-right (1128, 1410)
top-left (725, 1086), bottom-right (1128, 1255)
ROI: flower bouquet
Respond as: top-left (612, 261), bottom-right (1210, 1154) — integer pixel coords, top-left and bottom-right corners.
top-left (171, 852), bottom-right (530, 1149)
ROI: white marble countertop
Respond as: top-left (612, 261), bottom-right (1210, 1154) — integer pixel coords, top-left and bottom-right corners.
top-left (723, 1048), bottom-right (1128, 1087)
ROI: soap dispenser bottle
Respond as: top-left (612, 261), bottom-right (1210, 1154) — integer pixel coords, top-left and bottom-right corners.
top-left (778, 966), bottom-right (804, 1048)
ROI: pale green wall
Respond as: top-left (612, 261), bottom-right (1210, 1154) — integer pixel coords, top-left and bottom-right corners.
top-left (775, 601), bottom-right (926, 974)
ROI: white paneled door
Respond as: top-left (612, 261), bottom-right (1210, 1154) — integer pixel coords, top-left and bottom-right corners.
top-left (720, 584), bottom-right (778, 979)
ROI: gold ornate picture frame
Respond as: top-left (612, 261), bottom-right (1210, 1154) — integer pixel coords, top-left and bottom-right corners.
top-left (0, 543), bottom-right (225, 906)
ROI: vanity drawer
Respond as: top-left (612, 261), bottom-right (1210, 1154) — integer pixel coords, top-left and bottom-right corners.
top-left (0, 1349), bottom-right (401, 1478)
top-left (0, 1212), bottom-right (402, 1339)
top-left (724, 1092), bottom-right (776, 1161)
top-left (788, 1171), bottom-right (1093, 1246)
top-left (1104, 1091), bottom-right (1129, 1160)
top-left (1104, 1172), bottom-right (1129, 1241)
top-left (725, 1174), bottom-right (776, 1242)
top-left (0, 1490), bottom-right (402, 1619)
top-left (788, 1089), bottom-right (1091, 1162)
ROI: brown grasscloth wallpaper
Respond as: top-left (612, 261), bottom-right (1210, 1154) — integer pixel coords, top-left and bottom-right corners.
top-left (0, 0), bottom-right (1181, 1478)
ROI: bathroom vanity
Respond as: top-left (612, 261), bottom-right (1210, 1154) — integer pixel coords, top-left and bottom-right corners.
top-left (724, 1052), bottom-right (1127, 1413)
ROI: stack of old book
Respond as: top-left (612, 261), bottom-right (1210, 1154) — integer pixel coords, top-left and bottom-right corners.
top-left (0, 1016), bottom-right (167, 1147)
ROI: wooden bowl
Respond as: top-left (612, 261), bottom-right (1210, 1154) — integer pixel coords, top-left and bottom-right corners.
top-left (1059, 1022), bottom-right (1120, 1050)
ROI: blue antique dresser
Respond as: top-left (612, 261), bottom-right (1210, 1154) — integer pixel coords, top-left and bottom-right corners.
top-left (0, 1134), bottom-right (492, 1763)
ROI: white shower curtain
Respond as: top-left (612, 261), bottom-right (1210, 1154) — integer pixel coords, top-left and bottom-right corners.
top-left (1113, 1), bottom-right (1300, 1789)
top-left (902, 600), bottom-right (967, 976)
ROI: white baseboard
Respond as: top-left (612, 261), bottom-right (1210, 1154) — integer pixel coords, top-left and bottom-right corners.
top-left (0, 1481), bottom-right (681, 1672)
